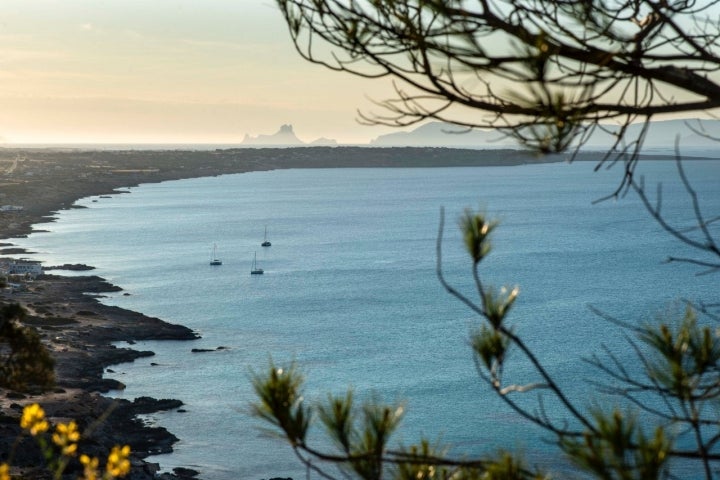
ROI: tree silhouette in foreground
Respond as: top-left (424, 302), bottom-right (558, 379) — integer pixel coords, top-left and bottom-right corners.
top-left (253, 1), bottom-right (720, 478)
top-left (0, 304), bottom-right (54, 392)
top-left (277, 0), bottom-right (720, 185)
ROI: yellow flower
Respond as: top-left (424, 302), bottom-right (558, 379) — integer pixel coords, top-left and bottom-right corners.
top-left (106, 445), bottom-right (131, 478)
top-left (52, 420), bottom-right (80, 456)
top-left (0, 463), bottom-right (10, 480)
top-left (80, 454), bottom-right (99, 480)
top-left (20, 403), bottom-right (49, 436)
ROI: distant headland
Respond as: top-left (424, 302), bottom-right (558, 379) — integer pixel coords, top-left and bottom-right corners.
top-left (239, 118), bottom-right (720, 149)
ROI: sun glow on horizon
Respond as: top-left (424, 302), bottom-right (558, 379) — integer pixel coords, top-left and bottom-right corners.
top-left (0, 0), bottom-right (400, 145)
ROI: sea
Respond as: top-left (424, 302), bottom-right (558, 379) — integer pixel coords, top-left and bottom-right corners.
top-left (6, 154), bottom-right (720, 479)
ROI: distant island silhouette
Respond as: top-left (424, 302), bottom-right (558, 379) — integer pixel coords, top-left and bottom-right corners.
top-left (241, 124), bottom-right (337, 147)
top-left (243, 118), bottom-right (720, 149)
top-left (369, 119), bottom-right (720, 148)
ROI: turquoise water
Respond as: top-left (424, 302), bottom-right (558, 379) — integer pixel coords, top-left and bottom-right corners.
top-left (8, 159), bottom-right (720, 479)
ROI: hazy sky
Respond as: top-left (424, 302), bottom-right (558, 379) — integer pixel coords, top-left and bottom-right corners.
top-left (0, 0), bottom-right (400, 145)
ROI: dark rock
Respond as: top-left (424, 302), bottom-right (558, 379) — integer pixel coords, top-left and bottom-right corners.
top-left (191, 346), bottom-right (227, 353)
top-left (127, 397), bottom-right (184, 415)
top-left (6, 392), bottom-right (25, 400)
top-left (0, 248), bottom-right (26, 255)
top-left (88, 378), bottom-right (126, 393)
top-left (172, 467), bottom-right (199, 478)
top-left (44, 264), bottom-right (95, 271)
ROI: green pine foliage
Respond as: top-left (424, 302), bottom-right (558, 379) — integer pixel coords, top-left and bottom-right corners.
top-left (252, 209), bottom-right (719, 479)
top-left (261, 1), bottom-right (720, 477)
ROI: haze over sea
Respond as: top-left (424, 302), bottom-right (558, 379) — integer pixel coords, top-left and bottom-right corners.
top-left (10, 155), bottom-right (720, 479)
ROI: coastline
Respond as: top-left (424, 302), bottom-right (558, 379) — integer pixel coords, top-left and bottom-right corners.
top-left (0, 146), bottom-right (709, 478)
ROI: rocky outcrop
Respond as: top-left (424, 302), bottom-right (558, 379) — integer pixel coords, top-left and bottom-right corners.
top-left (241, 124), bottom-right (305, 146)
top-left (0, 271), bottom-right (199, 479)
top-left (242, 125), bottom-right (338, 147)
top-left (0, 393), bottom-right (186, 479)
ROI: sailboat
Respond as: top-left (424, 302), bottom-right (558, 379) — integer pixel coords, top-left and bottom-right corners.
top-left (261, 226), bottom-right (271, 247)
top-left (209, 244), bottom-right (222, 266)
top-left (250, 252), bottom-right (264, 275)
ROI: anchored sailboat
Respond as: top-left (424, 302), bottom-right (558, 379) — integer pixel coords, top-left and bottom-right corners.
top-left (261, 226), bottom-right (271, 247)
top-left (250, 251), bottom-right (264, 275)
top-left (210, 244), bottom-right (222, 266)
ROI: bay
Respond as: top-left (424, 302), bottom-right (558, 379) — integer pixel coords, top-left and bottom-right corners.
top-left (10, 158), bottom-right (720, 479)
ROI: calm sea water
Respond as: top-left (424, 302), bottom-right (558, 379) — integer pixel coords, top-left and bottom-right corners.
top-left (8, 158), bottom-right (720, 479)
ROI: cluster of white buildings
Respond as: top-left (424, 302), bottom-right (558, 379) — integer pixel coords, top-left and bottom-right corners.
top-left (0, 259), bottom-right (43, 279)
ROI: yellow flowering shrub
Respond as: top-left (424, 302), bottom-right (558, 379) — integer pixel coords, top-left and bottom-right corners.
top-left (20, 403), bottom-right (49, 436)
top-left (80, 454), bottom-right (100, 480)
top-left (52, 421), bottom-right (80, 456)
top-left (106, 445), bottom-right (131, 477)
top-left (12, 403), bottom-right (132, 480)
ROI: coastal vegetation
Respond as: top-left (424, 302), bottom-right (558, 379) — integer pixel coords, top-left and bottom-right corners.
top-left (3, 403), bottom-right (132, 480)
top-left (0, 304), bottom-right (54, 392)
top-left (252, 0), bottom-right (720, 479)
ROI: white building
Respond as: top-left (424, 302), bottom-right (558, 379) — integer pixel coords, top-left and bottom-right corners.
top-left (9, 261), bottom-right (42, 277)
top-left (0, 205), bottom-right (23, 212)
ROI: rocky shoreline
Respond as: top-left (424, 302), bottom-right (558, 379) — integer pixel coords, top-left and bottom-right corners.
top-left (0, 269), bottom-right (201, 479)
top-left (0, 146), bottom-right (698, 479)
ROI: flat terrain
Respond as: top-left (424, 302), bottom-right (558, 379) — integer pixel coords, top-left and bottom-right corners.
top-left (0, 146), bottom-right (564, 239)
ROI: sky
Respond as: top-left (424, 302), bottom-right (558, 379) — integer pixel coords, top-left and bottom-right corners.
top-left (0, 0), bottom-right (401, 145)
top-left (1, 1), bottom-right (716, 147)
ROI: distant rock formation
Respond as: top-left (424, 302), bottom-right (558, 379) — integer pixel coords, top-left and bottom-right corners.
top-left (369, 118), bottom-right (720, 149)
top-left (242, 124), bottom-right (304, 146)
top-left (309, 137), bottom-right (338, 146)
top-left (242, 124), bottom-right (337, 147)
top-left (370, 119), bottom-right (720, 149)
top-left (243, 119), bottom-right (720, 149)
top-left (370, 121), bottom-right (512, 147)
top-left (582, 118), bottom-right (720, 148)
